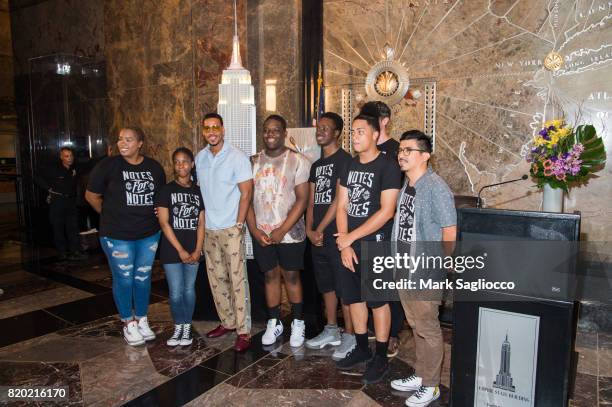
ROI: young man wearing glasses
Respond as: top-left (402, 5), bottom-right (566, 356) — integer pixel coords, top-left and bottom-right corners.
top-left (195, 112), bottom-right (254, 352)
top-left (389, 130), bottom-right (457, 406)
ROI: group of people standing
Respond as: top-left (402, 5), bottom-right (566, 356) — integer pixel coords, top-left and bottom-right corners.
top-left (80, 100), bottom-right (455, 407)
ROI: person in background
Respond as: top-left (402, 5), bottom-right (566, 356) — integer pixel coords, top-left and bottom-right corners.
top-left (157, 147), bottom-right (205, 347)
top-left (196, 112), bottom-right (254, 352)
top-left (304, 112), bottom-right (355, 359)
top-left (246, 114), bottom-right (310, 348)
top-left (389, 130), bottom-right (457, 406)
top-left (85, 127), bottom-right (166, 347)
top-left (360, 101), bottom-right (399, 156)
top-left (35, 146), bottom-right (86, 261)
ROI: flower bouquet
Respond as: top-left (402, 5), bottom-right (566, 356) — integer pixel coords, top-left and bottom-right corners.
top-left (527, 119), bottom-right (606, 192)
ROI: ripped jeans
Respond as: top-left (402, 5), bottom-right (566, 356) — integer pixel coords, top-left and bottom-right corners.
top-left (100, 232), bottom-right (161, 321)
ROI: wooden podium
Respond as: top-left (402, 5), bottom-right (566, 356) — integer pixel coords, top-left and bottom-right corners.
top-left (451, 208), bottom-right (580, 407)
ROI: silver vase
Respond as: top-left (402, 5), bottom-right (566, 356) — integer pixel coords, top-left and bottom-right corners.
top-left (542, 184), bottom-right (564, 212)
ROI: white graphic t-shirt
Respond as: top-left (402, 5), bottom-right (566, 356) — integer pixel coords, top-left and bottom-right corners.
top-left (252, 149), bottom-right (311, 243)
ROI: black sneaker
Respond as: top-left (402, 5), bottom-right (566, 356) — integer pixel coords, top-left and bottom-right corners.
top-left (361, 355), bottom-right (389, 384)
top-left (336, 347), bottom-right (372, 370)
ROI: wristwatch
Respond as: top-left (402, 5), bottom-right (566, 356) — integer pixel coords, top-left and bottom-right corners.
top-left (236, 222), bottom-right (244, 229)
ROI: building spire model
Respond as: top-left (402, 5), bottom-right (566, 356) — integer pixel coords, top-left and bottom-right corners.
top-left (218, 0), bottom-right (256, 156)
top-left (228, 0), bottom-right (243, 69)
top-left (218, 0), bottom-right (256, 257)
top-left (493, 332), bottom-right (516, 392)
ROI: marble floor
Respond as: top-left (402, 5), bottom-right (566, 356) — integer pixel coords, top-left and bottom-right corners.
top-left (0, 246), bottom-right (609, 406)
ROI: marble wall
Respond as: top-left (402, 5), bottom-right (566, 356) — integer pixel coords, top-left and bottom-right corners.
top-left (104, 0), bottom-right (302, 171)
top-left (323, 0), bottom-right (612, 240)
top-left (248, 0), bottom-right (302, 144)
top-left (10, 0), bottom-right (303, 174)
top-left (0, 0), bottom-right (14, 102)
top-left (9, 0), bottom-right (105, 75)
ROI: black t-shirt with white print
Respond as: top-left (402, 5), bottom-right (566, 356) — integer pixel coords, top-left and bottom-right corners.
top-left (155, 181), bottom-right (204, 264)
top-left (340, 153), bottom-right (402, 242)
top-left (377, 138), bottom-right (399, 156)
top-left (87, 155), bottom-right (166, 240)
top-left (308, 148), bottom-right (352, 235)
top-left (397, 184), bottom-right (416, 244)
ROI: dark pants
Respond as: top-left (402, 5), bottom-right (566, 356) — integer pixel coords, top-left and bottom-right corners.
top-left (49, 197), bottom-right (79, 253)
top-left (390, 300), bottom-right (406, 338)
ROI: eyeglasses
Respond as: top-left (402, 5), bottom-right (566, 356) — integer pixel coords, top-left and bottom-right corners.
top-left (203, 125), bottom-right (222, 132)
top-left (398, 147), bottom-right (426, 155)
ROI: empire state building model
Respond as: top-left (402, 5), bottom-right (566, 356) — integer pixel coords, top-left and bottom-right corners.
top-left (493, 333), bottom-right (516, 392)
top-left (217, 2), bottom-right (256, 156)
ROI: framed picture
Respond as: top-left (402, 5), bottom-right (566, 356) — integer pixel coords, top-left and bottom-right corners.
top-left (474, 308), bottom-right (539, 407)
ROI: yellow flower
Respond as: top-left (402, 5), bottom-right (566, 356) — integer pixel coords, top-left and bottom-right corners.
top-left (556, 127), bottom-right (572, 139)
top-left (544, 119), bottom-right (564, 129)
top-left (549, 133), bottom-right (560, 146)
top-left (533, 136), bottom-right (547, 147)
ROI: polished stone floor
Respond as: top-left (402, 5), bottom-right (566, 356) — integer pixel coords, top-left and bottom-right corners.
top-left (0, 242), bottom-right (609, 406)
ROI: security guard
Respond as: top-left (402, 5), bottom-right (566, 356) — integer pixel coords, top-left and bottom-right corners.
top-left (35, 147), bottom-right (86, 260)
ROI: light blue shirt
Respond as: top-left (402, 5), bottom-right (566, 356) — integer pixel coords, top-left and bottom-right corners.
top-left (195, 141), bottom-right (252, 230)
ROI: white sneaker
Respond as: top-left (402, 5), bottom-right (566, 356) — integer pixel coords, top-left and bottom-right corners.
top-left (305, 325), bottom-right (341, 349)
top-left (166, 324), bottom-right (182, 346)
top-left (391, 374), bottom-right (423, 392)
top-left (123, 321), bottom-right (145, 346)
top-left (262, 319), bottom-right (283, 345)
top-left (289, 319), bottom-right (305, 347)
top-left (180, 323), bottom-right (193, 346)
top-left (405, 386), bottom-right (440, 407)
top-left (137, 317), bottom-right (156, 341)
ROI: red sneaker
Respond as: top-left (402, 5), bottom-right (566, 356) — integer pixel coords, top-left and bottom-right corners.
top-left (206, 325), bottom-right (235, 338)
top-left (234, 334), bottom-right (251, 352)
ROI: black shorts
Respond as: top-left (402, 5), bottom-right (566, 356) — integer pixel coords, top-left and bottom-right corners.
top-left (311, 237), bottom-right (342, 296)
top-left (339, 241), bottom-right (387, 309)
top-left (252, 239), bottom-right (306, 273)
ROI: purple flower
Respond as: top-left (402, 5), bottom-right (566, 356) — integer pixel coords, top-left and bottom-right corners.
top-left (539, 129), bottom-right (548, 136)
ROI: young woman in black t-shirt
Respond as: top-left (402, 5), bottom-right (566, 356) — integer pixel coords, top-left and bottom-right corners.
top-left (156, 148), bottom-right (205, 346)
top-left (86, 127), bottom-right (166, 347)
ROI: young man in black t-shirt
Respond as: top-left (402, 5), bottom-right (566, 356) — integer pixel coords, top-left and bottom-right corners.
top-left (305, 112), bottom-right (354, 358)
top-left (360, 100), bottom-right (403, 357)
top-left (335, 114), bottom-right (401, 384)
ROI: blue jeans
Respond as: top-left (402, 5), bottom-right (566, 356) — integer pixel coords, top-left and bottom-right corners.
top-left (100, 232), bottom-right (161, 321)
top-left (163, 262), bottom-right (199, 324)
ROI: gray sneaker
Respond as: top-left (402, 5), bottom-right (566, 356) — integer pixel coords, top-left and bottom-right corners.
top-left (305, 325), bottom-right (341, 349)
top-left (332, 332), bottom-right (356, 360)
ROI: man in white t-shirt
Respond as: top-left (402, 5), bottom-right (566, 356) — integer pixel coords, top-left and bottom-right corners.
top-left (246, 114), bottom-right (311, 348)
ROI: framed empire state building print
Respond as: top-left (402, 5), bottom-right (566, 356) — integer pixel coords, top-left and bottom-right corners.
top-left (474, 308), bottom-right (540, 407)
